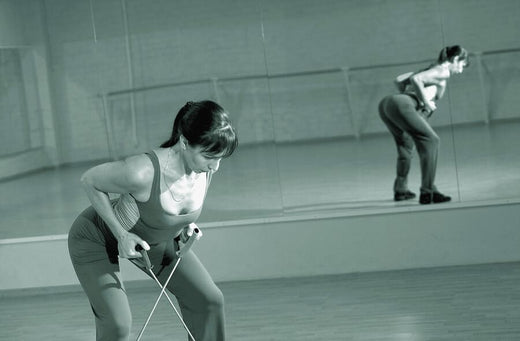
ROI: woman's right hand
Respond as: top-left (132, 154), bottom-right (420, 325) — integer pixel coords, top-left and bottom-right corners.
top-left (424, 99), bottom-right (436, 113)
top-left (117, 232), bottom-right (150, 259)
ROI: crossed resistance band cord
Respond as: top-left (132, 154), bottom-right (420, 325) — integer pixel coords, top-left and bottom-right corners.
top-left (131, 226), bottom-right (203, 341)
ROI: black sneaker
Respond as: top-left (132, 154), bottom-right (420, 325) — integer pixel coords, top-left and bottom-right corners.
top-left (419, 192), bottom-right (451, 204)
top-left (394, 190), bottom-right (416, 201)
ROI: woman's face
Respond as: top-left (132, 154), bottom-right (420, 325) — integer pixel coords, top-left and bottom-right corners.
top-left (449, 56), bottom-right (467, 74)
top-left (184, 144), bottom-right (222, 174)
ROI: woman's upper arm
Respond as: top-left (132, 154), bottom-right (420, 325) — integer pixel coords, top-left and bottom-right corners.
top-left (394, 72), bottom-right (413, 92)
top-left (80, 154), bottom-right (152, 196)
top-left (411, 67), bottom-right (449, 86)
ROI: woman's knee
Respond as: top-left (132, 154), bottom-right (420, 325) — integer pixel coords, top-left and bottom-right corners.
top-left (428, 133), bottom-right (440, 148)
top-left (99, 313), bottom-right (132, 340)
top-left (96, 319), bottom-right (132, 341)
top-left (180, 284), bottom-right (225, 317)
top-left (92, 293), bottom-right (132, 340)
top-left (204, 285), bottom-right (225, 311)
top-left (417, 135), bottom-right (439, 158)
top-left (188, 283), bottom-right (225, 314)
top-left (432, 131), bottom-right (440, 142)
top-left (420, 132), bottom-right (440, 148)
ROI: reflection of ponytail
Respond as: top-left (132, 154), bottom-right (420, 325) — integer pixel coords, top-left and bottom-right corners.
top-left (160, 101), bottom-right (194, 148)
top-left (437, 46), bottom-right (449, 63)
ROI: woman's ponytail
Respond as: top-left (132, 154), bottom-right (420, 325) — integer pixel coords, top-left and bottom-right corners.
top-left (437, 46), bottom-right (449, 63)
top-left (159, 100), bottom-right (237, 157)
top-left (160, 101), bottom-right (194, 148)
top-left (437, 45), bottom-right (468, 64)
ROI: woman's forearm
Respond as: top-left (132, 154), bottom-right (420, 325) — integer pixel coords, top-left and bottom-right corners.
top-left (435, 81), bottom-right (447, 100)
top-left (410, 76), bottom-right (429, 104)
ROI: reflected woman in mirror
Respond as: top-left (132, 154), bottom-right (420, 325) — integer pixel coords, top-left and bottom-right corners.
top-left (68, 100), bottom-right (238, 340)
top-left (378, 45), bottom-right (469, 204)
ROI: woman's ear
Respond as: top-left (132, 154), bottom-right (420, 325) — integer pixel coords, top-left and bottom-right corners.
top-left (179, 135), bottom-right (187, 150)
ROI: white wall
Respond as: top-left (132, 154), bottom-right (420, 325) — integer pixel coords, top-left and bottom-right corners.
top-left (0, 0), bottom-right (24, 46)
top-left (1, 201), bottom-right (519, 292)
top-left (1, 0), bottom-right (519, 178)
top-left (38, 0), bottom-right (520, 163)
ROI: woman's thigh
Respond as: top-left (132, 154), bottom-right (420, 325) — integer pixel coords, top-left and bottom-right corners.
top-left (73, 259), bottom-right (132, 329)
top-left (156, 249), bottom-right (223, 309)
top-left (384, 95), bottom-right (437, 141)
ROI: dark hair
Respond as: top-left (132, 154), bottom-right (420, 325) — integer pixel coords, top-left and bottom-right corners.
top-left (160, 100), bottom-right (238, 158)
top-left (437, 45), bottom-right (469, 65)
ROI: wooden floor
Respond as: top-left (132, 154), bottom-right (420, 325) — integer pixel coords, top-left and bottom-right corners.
top-left (1, 120), bottom-right (520, 240)
top-left (1, 261), bottom-right (520, 340)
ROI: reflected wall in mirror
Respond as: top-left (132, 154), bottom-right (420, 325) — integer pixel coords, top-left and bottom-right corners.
top-left (0, 0), bottom-right (519, 240)
top-left (258, 0), bottom-right (520, 213)
top-left (0, 48), bottom-right (39, 156)
top-left (0, 0), bottom-right (281, 239)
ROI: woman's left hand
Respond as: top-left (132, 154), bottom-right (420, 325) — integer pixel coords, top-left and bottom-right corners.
top-left (179, 223), bottom-right (202, 243)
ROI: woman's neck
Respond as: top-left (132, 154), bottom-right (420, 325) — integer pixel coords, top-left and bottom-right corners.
top-left (164, 145), bottom-right (194, 177)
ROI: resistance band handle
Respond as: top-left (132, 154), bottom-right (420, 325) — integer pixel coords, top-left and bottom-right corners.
top-left (134, 245), bottom-right (153, 271)
top-left (176, 226), bottom-right (202, 258)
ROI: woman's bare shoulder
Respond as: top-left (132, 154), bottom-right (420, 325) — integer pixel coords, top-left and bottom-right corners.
top-left (124, 153), bottom-right (155, 185)
top-left (412, 65), bottom-right (450, 84)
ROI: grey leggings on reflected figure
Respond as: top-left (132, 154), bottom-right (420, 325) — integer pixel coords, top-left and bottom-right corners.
top-left (378, 94), bottom-right (440, 194)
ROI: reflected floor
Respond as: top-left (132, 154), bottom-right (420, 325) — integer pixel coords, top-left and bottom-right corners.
top-left (1, 120), bottom-right (519, 239)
